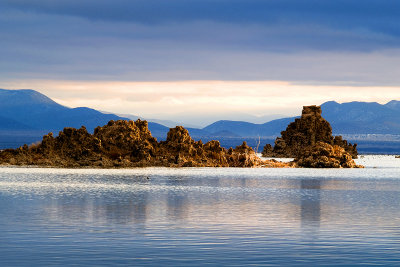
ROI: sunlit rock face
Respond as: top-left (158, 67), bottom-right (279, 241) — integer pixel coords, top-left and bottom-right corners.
top-left (158, 126), bottom-right (230, 167)
top-left (295, 141), bottom-right (362, 168)
top-left (0, 120), bottom-right (160, 167)
top-left (262, 105), bottom-right (358, 159)
top-left (93, 120), bottom-right (158, 166)
top-left (0, 120), bottom-right (289, 168)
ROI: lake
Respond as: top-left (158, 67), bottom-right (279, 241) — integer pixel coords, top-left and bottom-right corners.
top-left (0, 155), bottom-right (399, 266)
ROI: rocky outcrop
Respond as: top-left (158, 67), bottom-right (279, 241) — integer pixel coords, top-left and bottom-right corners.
top-left (332, 135), bottom-right (357, 158)
top-left (0, 120), bottom-right (160, 167)
top-left (295, 141), bottom-right (362, 168)
top-left (0, 120), bottom-right (290, 168)
top-left (93, 120), bottom-right (158, 166)
top-left (262, 105), bottom-right (358, 158)
top-left (157, 126), bottom-right (230, 167)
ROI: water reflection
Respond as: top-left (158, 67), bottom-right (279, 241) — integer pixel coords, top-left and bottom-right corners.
top-left (300, 179), bottom-right (321, 229)
top-left (22, 173), bottom-right (397, 235)
top-left (166, 177), bottom-right (190, 221)
top-left (2, 166), bottom-right (400, 266)
top-left (39, 176), bottom-right (328, 232)
top-left (45, 190), bottom-right (150, 227)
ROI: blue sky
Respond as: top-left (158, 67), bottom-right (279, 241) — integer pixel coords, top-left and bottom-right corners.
top-left (1, 0), bottom-right (399, 125)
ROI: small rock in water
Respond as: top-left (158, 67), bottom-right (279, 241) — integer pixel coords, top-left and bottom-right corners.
top-left (295, 141), bottom-right (363, 168)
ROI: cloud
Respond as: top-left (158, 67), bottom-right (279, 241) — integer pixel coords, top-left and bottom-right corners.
top-left (1, 0), bottom-right (400, 93)
top-left (1, 0), bottom-right (400, 51)
top-left (2, 0), bottom-right (400, 31)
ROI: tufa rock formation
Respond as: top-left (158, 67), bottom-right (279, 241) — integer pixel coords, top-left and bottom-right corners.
top-left (295, 141), bottom-right (363, 168)
top-left (0, 111), bottom-right (362, 168)
top-left (0, 119), bottom-right (291, 168)
top-left (262, 105), bottom-right (358, 158)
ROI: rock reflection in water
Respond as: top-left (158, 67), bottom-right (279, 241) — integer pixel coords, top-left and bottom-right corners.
top-left (166, 177), bottom-right (190, 221)
top-left (300, 179), bottom-right (321, 228)
top-left (42, 176), bottom-right (328, 231)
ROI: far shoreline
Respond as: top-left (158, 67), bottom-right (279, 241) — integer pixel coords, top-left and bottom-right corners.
top-left (0, 154), bottom-right (397, 170)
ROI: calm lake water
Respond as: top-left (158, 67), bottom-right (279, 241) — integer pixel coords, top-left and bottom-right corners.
top-left (0, 155), bottom-right (399, 266)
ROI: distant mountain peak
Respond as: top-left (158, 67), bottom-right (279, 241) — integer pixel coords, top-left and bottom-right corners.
top-left (322, 100), bottom-right (339, 105)
top-left (0, 88), bottom-right (60, 107)
top-left (0, 88), bottom-right (169, 139)
top-left (385, 100), bottom-right (400, 111)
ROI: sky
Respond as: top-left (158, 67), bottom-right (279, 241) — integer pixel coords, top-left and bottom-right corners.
top-left (1, 0), bottom-right (400, 126)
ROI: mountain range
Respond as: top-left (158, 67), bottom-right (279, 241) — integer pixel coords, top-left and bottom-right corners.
top-left (0, 89), bottom-right (169, 148)
top-left (0, 88), bottom-right (399, 149)
top-left (202, 100), bottom-right (400, 137)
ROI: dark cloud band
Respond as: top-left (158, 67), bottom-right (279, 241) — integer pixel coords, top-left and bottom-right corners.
top-left (1, 0), bottom-right (400, 85)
